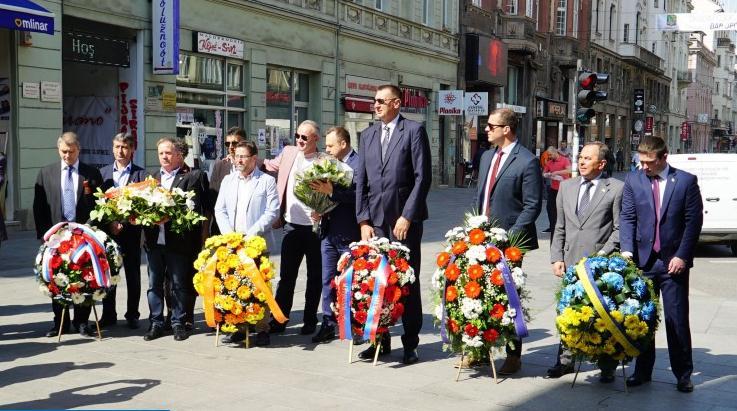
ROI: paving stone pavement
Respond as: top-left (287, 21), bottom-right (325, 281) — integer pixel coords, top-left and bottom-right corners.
top-left (1, 184), bottom-right (736, 410)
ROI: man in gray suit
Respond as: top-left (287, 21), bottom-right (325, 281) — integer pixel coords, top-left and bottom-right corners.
top-left (476, 108), bottom-right (543, 374)
top-left (547, 141), bottom-right (623, 382)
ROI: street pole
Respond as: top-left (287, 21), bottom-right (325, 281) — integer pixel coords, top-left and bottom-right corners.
top-left (571, 59), bottom-right (582, 177)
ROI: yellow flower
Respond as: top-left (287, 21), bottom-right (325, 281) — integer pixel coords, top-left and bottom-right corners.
top-left (216, 246), bottom-right (229, 261)
top-left (594, 318), bottom-right (608, 333)
top-left (245, 247), bottom-right (260, 259)
top-left (579, 306), bottom-right (594, 322)
top-left (603, 343), bottom-right (616, 355)
top-left (231, 304), bottom-right (243, 315)
top-left (236, 285), bottom-right (252, 300)
top-left (610, 310), bottom-right (624, 323)
top-left (246, 235), bottom-right (267, 254)
top-left (587, 332), bottom-right (602, 345)
top-left (216, 261), bottom-right (230, 275)
top-left (213, 278), bottom-right (223, 291)
top-left (223, 275), bottom-right (239, 291)
top-left (221, 323), bottom-right (236, 333)
top-left (256, 292), bottom-right (266, 302)
top-left (193, 273), bottom-right (204, 294)
top-left (227, 254), bottom-right (240, 269)
top-left (624, 315), bottom-right (640, 329)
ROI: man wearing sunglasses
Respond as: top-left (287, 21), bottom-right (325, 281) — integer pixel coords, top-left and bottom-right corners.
top-left (262, 120), bottom-right (324, 336)
top-left (355, 84), bottom-right (432, 365)
top-left (209, 127), bottom-right (247, 235)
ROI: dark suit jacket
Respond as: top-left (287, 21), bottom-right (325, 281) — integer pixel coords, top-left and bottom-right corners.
top-left (476, 141), bottom-right (543, 250)
top-left (0, 153), bottom-right (7, 242)
top-left (143, 165), bottom-right (209, 255)
top-left (355, 115), bottom-right (432, 228)
top-left (321, 150), bottom-right (360, 242)
top-left (99, 162), bottom-right (148, 246)
top-left (33, 161), bottom-right (102, 238)
top-left (208, 158), bottom-right (232, 202)
top-left (620, 166), bottom-right (703, 268)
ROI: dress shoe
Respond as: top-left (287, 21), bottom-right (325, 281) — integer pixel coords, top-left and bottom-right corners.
top-left (173, 324), bottom-right (189, 341)
top-left (311, 323), bottom-right (336, 343)
top-left (625, 375), bottom-right (651, 387)
top-left (254, 331), bottom-right (270, 346)
top-left (358, 339), bottom-right (391, 359)
top-left (300, 322), bottom-right (317, 335)
top-left (143, 325), bottom-right (165, 341)
top-left (269, 319), bottom-right (286, 334)
top-left (78, 324), bottom-right (97, 338)
top-left (127, 318), bottom-right (140, 330)
top-left (45, 326), bottom-right (68, 338)
top-left (222, 331), bottom-right (246, 344)
top-left (403, 350), bottom-right (419, 365)
top-left (599, 372), bottom-right (615, 383)
top-left (185, 322), bottom-right (194, 332)
top-left (498, 355), bottom-right (522, 375)
top-left (98, 317), bottom-right (117, 328)
top-left (677, 379), bottom-right (694, 393)
top-left (352, 336), bottom-right (365, 345)
top-left (546, 363), bottom-right (574, 378)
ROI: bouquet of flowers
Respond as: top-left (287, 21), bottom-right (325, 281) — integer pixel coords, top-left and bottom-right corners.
top-left (193, 233), bottom-right (287, 333)
top-left (555, 254), bottom-right (660, 364)
top-left (333, 237), bottom-right (416, 344)
top-left (35, 222), bottom-right (122, 306)
top-left (432, 214), bottom-right (530, 360)
top-left (89, 177), bottom-right (206, 234)
top-left (294, 156), bottom-right (353, 215)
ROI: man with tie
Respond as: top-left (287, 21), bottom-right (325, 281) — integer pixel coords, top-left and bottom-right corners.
top-left (98, 133), bottom-right (148, 329)
top-left (33, 132), bottom-right (102, 338)
top-left (547, 142), bottom-right (623, 382)
top-left (214, 140), bottom-right (279, 346)
top-left (142, 137), bottom-right (209, 342)
top-left (475, 108), bottom-right (543, 374)
top-left (262, 120), bottom-right (324, 336)
top-left (309, 126), bottom-right (360, 343)
top-left (355, 84), bottom-right (432, 365)
top-left (620, 136), bottom-right (703, 393)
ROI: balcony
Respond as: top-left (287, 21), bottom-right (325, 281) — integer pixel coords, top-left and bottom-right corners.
top-left (677, 69), bottom-right (693, 86)
top-left (499, 15), bottom-right (537, 55)
top-left (618, 43), bottom-right (664, 73)
top-left (551, 36), bottom-right (580, 68)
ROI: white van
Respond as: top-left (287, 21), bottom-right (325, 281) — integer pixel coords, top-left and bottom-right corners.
top-left (668, 153), bottom-right (737, 256)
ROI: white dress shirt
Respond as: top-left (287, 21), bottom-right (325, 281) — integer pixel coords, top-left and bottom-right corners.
top-left (157, 167), bottom-right (179, 245)
top-left (381, 114), bottom-right (400, 146)
top-left (61, 160), bottom-right (80, 220)
top-left (234, 171), bottom-right (255, 233)
top-left (285, 152), bottom-right (319, 226)
top-left (113, 162), bottom-right (132, 188)
top-left (577, 175), bottom-right (602, 205)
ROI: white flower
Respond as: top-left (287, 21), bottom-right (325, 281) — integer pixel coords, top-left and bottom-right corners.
top-left (185, 198), bottom-right (195, 210)
top-left (92, 289), bottom-right (107, 301)
top-left (110, 275), bottom-right (121, 285)
top-left (511, 267), bottom-right (526, 287)
top-left (93, 228), bottom-right (108, 244)
top-left (46, 234), bottom-right (61, 249)
top-left (54, 274), bottom-right (69, 287)
top-left (39, 284), bottom-right (53, 297)
top-left (60, 229), bottom-right (73, 242)
top-left (117, 197), bottom-right (133, 213)
top-left (431, 269), bottom-right (444, 290)
top-left (434, 305), bottom-right (444, 320)
top-left (114, 253), bottom-right (123, 268)
top-left (507, 307), bottom-right (517, 318)
top-left (71, 293), bottom-right (85, 304)
top-left (560, 349), bottom-right (574, 365)
top-left (35, 252), bottom-right (43, 266)
top-left (354, 291), bottom-right (364, 300)
top-left (467, 215), bottom-right (488, 228)
top-left (466, 245), bottom-right (486, 264)
top-left (462, 334), bottom-right (484, 347)
top-left (460, 297), bottom-right (483, 320)
top-left (501, 307), bottom-right (516, 326)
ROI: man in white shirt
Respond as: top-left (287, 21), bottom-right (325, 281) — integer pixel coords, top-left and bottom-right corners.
top-left (214, 141), bottom-right (279, 346)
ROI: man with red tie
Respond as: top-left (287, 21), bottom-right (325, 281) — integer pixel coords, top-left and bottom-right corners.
top-left (475, 108), bottom-right (543, 374)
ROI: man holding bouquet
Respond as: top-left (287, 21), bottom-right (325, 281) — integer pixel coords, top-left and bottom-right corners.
top-left (355, 84), bottom-right (432, 365)
top-left (98, 133), bottom-right (147, 330)
top-left (308, 126), bottom-right (360, 343)
top-left (262, 120), bottom-right (323, 335)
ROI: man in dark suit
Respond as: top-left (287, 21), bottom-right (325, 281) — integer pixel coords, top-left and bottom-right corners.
top-left (33, 132), bottom-right (102, 338)
top-left (309, 126), bottom-right (361, 343)
top-left (142, 137), bottom-right (209, 342)
top-left (355, 84), bottom-right (432, 365)
top-left (476, 108), bottom-right (543, 374)
top-left (208, 127), bottom-right (246, 235)
top-left (620, 136), bottom-right (703, 393)
top-left (98, 133), bottom-right (148, 329)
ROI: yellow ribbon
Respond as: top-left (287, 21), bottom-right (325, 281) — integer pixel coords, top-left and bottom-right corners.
top-left (235, 249), bottom-right (288, 324)
top-left (201, 256), bottom-right (219, 328)
top-left (575, 260), bottom-right (640, 357)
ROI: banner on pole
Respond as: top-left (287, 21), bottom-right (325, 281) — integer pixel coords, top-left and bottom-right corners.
top-left (152, 0), bottom-right (180, 74)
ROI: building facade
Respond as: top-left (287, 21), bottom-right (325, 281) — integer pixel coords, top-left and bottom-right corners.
top-left (687, 32), bottom-right (716, 153)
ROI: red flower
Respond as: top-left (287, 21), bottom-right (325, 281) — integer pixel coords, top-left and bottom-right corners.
top-left (482, 328), bottom-right (499, 342)
top-left (395, 258), bottom-right (410, 272)
top-left (69, 263), bottom-right (82, 272)
top-left (490, 269), bottom-right (505, 286)
top-left (359, 282), bottom-right (370, 294)
top-left (67, 284), bottom-right (79, 294)
top-left (486, 247), bottom-right (502, 263)
top-left (464, 323), bottom-right (479, 337)
top-left (401, 286), bottom-right (410, 296)
top-left (366, 277), bottom-right (375, 290)
top-left (377, 326), bottom-right (389, 334)
top-left (388, 249), bottom-right (398, 259)
top-left (445, 263), bottom-right (460, 282)
top-left (57, 241), bottom-right (71, 254)
top-left (445, 285), bottom-right (458, 302)
top-left (390, 302), bottom-right (404, 320)
top-left (448, 319), bottom-right (460, 334)
top-left (504, 247), bottom-right (523, 263)
top-left (387, 271), bottom-right (399, 285)
top-left (354, 311), bottom-right (368, 324)
top-left (468, 228), bottom-right (486, 245)
top-left (353, 258), bottom-right (367, 271)
top-left (50, 255), bottom-right (63, 270)
top-left (464, 281), bottom-right (482, 298)
top-left (490, 303), bottom-right (506, 319)
top-left (436, 252), bottom-right (451, 268)
top-left (467, 264), bottom-right (484, 280)
top-left (48, 283), bottom-right (60, 295)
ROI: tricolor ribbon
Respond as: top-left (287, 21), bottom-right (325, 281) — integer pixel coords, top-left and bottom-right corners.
top-left (362, 255), bottom-right (390, 342)
top-left (494, 246), bottom-right (528, 339)
top-left (335, 263), bottom-right (355, 341)
top-left (439, 255), bottom-right (456, 344)
top-left (576, 258), bottom-right (641, 357)
top-left (41, 222), bottom-right (111, 288)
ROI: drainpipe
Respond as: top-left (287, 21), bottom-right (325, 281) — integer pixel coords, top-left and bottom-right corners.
top-left (335, 3), bottom-right (341, 128)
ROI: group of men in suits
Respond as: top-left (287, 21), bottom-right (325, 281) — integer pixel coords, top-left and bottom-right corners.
top-left (476, 109), bottom-right (701, 393)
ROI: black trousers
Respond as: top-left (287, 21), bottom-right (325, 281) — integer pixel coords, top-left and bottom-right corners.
top-left (274, 223), bottom-right (322, 327)
top-left (101, 229), bottom-right (142, 321)
top-left (546, 187), bottom-right (558, 230)
top-left (374, 222), bottom-right (423, 351)
top-left (52, 301), bottom-right (90, 330)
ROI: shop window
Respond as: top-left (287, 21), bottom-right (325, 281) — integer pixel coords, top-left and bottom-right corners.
top-left (266, 67), bottom-right (312, 156)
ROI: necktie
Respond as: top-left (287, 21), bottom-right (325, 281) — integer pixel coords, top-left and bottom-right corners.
top-left (381, 125), bottom-right (391, 162)
top-left (577, 181), bottom-right (594, 218)
top-left (483, 150), bottom-right (505, 217)
top-left (63, 166), bottom-right (75, 221)
top-left (652, 176), bottom-right (661, 252)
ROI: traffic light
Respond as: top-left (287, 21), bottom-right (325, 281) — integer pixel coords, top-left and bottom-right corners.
top-left (576, 72), bottom-right (609, 124)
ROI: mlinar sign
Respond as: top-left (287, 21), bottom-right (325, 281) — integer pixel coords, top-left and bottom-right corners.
top-left (195, 32), bottom-right (244, 59)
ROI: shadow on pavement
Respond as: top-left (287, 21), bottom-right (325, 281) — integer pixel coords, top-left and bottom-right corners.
top-left (0, 303), bottom-right (51, 317)
top-left (0, 339), bottom-right (92, 364)
top-left (0, 379), bottom-right (160, 409)
top-left (0, 361), bottom-right (114, 388)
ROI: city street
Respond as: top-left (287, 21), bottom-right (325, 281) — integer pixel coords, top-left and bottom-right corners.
top-left (1, 182), bottom-right (736, 411)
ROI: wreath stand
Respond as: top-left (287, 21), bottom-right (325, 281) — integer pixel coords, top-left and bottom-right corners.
top-left (57, 304), bottom-right (103, 342)
top-left (347, 335), bottom-right (382, 366)
top-left (214, 324), bottom-right (250, 348)
top-left (454, 348), bottom-right (499, 384)
top-left (569, 357), bottom-right (629, 393)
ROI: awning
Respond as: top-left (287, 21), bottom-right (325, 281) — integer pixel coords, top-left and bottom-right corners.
top-left (0, 0), bottom-right (55, 34)
top-left (342, 95), bottom-right (374, 113)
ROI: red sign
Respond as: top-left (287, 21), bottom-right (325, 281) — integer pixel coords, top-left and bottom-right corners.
top-left (680, 121), bottom-right (691, 141)
top-left (645, 116), bottom-right (654, 134)
top-left (342, 96), bottom-right (374, 113)
top-left (119, 82), bottom-right (138, 147)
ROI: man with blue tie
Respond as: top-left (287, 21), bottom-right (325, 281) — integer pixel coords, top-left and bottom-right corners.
top-left (355, 84), bottom-right (432, 365)
top-left (309, 126), bottom-right (360, 343)
top-left (214, 141), bottom-right (279, 346)
top-left (620, 136), bottom-right (703, 393)
top-left (98, 133), bottom-right (147, 329)
top-left (33, 132), bottom-right (102, 338)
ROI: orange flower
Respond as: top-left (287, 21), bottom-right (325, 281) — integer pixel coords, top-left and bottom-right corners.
top-left (395, 258), bottom-right (410, 272)
top-left (367, 277), bottom-right (375, 290)
top-left (467, 264), bottom-right (484, 280)
top-left (486, 247), bottom-right (502, 263)
top-left (490, 303), bottom-right (506, 319)
top-left (468, 228), bottom-right (486, 245)
top-left (445, 285), bottom-right (458, 302)
top-left (445, 263), bottom-right (461, 282)
top-left (464, 281), bottom-right (482, 298)
top-left (436, 252), bottom-right (451, 268)
top-left (353, 258), bottom-right (367, 271)
top-left (387, 271), bottom-right (399, 285)
top-left (451, 241), bottom-right (468, 255)
top-left (504, 247), bottom-right (523, 263)
top-left (490, 268), bottom-right (505, 286)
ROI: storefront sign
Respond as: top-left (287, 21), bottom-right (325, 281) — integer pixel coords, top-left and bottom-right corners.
top-left (63, 96), bottom-right (116, 168)
top-left (40, 81), bottom-right (61, 103)
top-left (680, 121), bottom-right (691, 141)
top-left (697, 113), bottom-right (709, 123)
top-left (162, 92), bottom-right (176, 111)
top-left (536, 98), bottom-right (567, 120)
top-left (152, 0), bottom-right (180, 74)
top-left (657, 13), bottom-right (737, 32)
top-left (345, 75), bottom-right (385, 97)
top-left (645, 116), bottom-right (654, 134)
top-left (464, 92), bottom-right (488, 116)
top-left (496, 103), bottom-right (527, 114)
top-left (62, 32), bottom-right (130, 67)
top-left (400, 87), bottom-right (428, 115)
top-left (118, 82), bottom-right (139, 146)
top-left (342, 96), bottom-right (374, 113)
top-left (0, 0), bottom-right (55, 35)
top-left (22, 82), bottom-right (39, 99)
top-left (438, 90), bottom-right (463, 115)
top-left (195, 32), bottom-right (244, 59)
top-left (633, 89), bottom-right (645, 114)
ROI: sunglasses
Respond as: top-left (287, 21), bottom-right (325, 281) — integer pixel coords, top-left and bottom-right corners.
top-left (486, 123), bottom-right (508, 130)
top-left (234, 154), bottom-right (253, 160)
top-left (295, 133), bottom-right (311, 142)
top-left (374, 98), bottom-right (398, 105)
top-left (225, 141), bottom-right (239, 146)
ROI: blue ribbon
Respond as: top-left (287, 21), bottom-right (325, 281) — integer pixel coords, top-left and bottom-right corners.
top-left (496, 249), bottom-right (528, 338)
top-left (362, 256), bottom-right (389, 341)
top-left (340, 266), bottom-right (354, 340)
